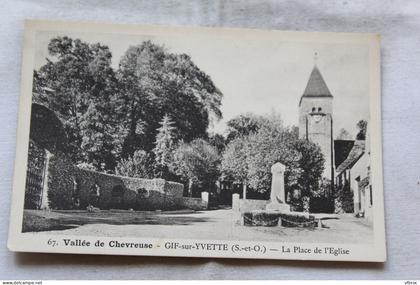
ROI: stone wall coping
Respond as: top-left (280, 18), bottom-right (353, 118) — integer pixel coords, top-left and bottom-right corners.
top-left (244, 210), bottom-right (313, 219)
top-left (183, 197), bottom-right (204, 200)
top-left (77, 168), bottom-right (183, 186)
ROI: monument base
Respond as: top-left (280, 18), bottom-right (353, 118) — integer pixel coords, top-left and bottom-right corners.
top-left (265, 202), bottom-right (291, 212)
top-left (242, 209), bottom-right (318, 228)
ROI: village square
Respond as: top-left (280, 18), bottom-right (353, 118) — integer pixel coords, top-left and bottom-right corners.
top-left (22, 34), bottom-right (374, 244)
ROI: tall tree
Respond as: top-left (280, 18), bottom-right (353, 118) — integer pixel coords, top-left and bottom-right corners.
top-left (356, 120), bottom-right (368, 140)
top-left (221, 136), bottom-right (250, 198)
top-left (293, 139), bottom-right (325, 198)
top-left (116, 41), bottom-right (166, 157)
top-left (245, 123), bottom-right (301, 194)
top-left (336, 128), bottom-right (352, 140)
top-left (225, 113), bottom-right (268, 143)
top-left (117, 41), bottom-right (223, 157)
top-left (153, 115), bottom-right (177, 179)
top-left (33, 37), bottom-right (118, 167)
top-left (171, 139), bottom-right (221, 197)
top-left (207, 133), bottom-right (226, 154)
top-left (221, 112), bottom-right (324, 201)
top-left (221, 137), bottom-right (249, 184)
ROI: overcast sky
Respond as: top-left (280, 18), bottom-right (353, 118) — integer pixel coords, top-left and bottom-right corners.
top-left (34, 29), bottom-right (370, 138)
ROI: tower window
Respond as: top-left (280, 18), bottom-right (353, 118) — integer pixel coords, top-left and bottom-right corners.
top-left (318, 107), bottom-right (322, 112)
top-left (312, 107), bottom-right (316, 112)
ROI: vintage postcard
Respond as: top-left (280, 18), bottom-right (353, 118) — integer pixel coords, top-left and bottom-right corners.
top-left (8, 20), bottom-right (385, 262)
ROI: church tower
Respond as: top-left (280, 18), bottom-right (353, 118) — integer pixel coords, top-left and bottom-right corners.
top-left (298, 62), bottom-right (334, 182)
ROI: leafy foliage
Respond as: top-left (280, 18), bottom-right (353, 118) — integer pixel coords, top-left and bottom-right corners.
top-left (293, 139), bottom-right (325, 197)
top-left (171, 139), bottom-right (221, 196)
top-left (33, 36), bottom-right (326, 203)
top-left (221, 113), bottom-right (324, 199)
top-left (334, 181), bottom-right (354, 213)
top-left (33, 36), bottom-right (119, 168)
top-left (207, 133), bottom-right (226, 154)
top-left (153, 115), bottom-right (177, 179)
top-left (76, 162), bottom-right (97, 171)
top-left (221, 137), bottom-right (249, 183)
top-left (116, 41), bottom-right (223, 157)
top-left (245, 123), bottom-right (301, 194)
top-left (115, 150), bottom-right (154, 179)
top-left (33, 37), bottom-right (223, 173)
top-left (225, 113), bottom-right (268, 143)
top-left (356, 120), bottom-right (368, 140)
top-left (336, 128), bottom-right (352, 140)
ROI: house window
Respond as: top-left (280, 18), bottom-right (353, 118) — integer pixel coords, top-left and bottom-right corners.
top-left (312, 107), bottom-right (316, 112)
top-left (318, 107), bottom-right (322, 112)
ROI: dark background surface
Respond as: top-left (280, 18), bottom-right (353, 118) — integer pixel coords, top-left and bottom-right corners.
top-left (1, 0), bottom-right (419, 279)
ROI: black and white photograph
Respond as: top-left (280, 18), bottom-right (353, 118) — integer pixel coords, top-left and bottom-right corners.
top-left (8, 21), bottom-right (385, 261)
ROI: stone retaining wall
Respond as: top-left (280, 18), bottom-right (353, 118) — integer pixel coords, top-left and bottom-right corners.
top-left (46, 153), bottom-right (184, 210)
top-left (182, 197), bottom-right (208, 211)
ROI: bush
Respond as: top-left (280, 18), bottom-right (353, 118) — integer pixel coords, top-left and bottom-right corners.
top-left (115, 150), bottom-right (154, 178)
top-left (334, 181), bottom-right (354, 213)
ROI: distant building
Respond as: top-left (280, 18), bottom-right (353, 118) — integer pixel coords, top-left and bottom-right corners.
top-left (298, 62), bottom-right (372, 217)
top-left (298, 65), bottom-right (334, 182)
top-left (335, 133), bottom-right (372, 221)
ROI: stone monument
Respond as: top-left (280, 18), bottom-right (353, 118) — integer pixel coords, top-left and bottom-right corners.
top-left (266, 162), bottom-right (290, 212)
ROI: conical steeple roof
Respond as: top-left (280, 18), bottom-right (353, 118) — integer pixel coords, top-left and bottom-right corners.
top-left (302, 65), bottom-right (332, 98)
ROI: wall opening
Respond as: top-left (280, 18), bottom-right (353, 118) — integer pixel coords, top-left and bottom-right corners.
top-left (110, 185), bottom-right (125, 209)
top-left (112, 185), bottom-right (124, 197)
top-left (137, 188), bottom-right (149, 198)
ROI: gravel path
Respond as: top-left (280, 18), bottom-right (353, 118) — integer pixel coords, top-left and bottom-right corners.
top-left (37, 209), bottom-right (373, 244)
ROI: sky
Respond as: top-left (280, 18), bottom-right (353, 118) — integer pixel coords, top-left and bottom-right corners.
top-left (34, 29), bottom-right (370, 138)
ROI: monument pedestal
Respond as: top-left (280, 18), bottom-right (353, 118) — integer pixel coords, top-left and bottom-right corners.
top-left (242, 163), bottom-right (318, 228)
top-left (265, 162), bottom-right (291, 213)
top-left (266, 202), bottom-right (291, 212)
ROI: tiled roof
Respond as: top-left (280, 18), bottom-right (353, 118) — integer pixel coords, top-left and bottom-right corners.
top-left (336, 140), bottom-right (365, 175)
top-left (334, 140), bottom-right (355, 168)
top-left (302, 66), bottom-right (333, 98)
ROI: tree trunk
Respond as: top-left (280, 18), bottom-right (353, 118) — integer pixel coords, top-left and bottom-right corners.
top-left (242, 182), bottom-right (247, 200)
